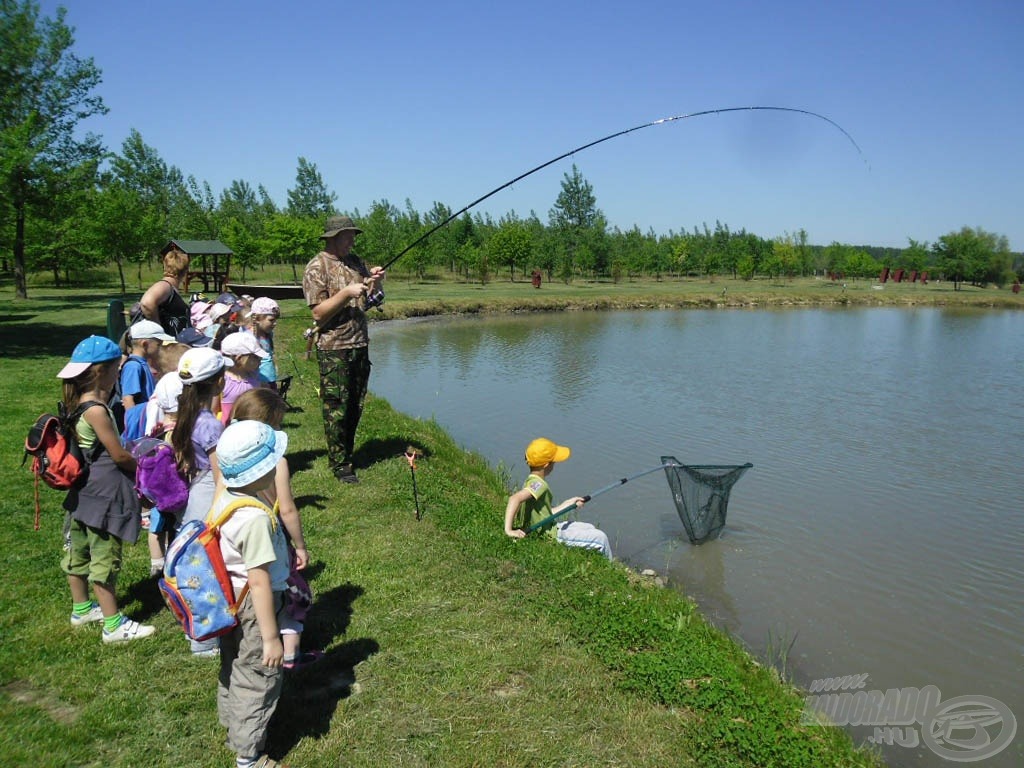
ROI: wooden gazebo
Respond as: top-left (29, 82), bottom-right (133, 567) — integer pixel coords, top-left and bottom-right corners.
top-left (162, 239), bottom-right (233, 294)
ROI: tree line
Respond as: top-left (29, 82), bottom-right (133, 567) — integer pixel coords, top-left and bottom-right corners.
top-left (2, 1), bottom-right (1021, 299)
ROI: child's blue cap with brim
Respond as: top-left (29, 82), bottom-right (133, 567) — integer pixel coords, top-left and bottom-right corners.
top-left (57, 335), bottom-right (122, 379)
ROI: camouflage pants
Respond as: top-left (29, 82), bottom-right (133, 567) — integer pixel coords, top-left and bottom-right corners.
top-left (317, 346), bottom-right (371, 472)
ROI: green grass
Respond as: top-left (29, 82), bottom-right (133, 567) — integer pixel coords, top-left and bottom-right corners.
top-left (0, 280), bottom-right (897, 767)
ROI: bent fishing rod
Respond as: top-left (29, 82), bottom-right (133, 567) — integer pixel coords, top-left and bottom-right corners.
top-left (380, 105), bottom-right (867, 273)
top-left (308, 106), bottom-right (864, 335)
top-left (525, 461), bottom-right (682, 534)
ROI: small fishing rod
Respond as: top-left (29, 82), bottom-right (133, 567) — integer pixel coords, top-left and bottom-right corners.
top-left (525, 461), bottom-right (681, 534)
top-left (381, 105), bottom-right (866, 272)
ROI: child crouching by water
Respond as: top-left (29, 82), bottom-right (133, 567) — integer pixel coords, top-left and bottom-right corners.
top-left (503, 438), bottom-right (612, 559)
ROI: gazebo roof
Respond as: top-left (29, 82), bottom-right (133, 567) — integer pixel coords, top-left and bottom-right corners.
top-left (161, 239), bottom-right (233, 256)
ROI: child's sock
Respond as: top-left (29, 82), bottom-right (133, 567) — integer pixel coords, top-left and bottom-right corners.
top-left (283, 653), bottom-right (297, 665)
top-left (102, 613), bottom-right (124, 633)
top-left (72, 600), bottom-right (96, 617)
top-left (236, 756), bottom-right (258, 768)
top-left (150, 558), bottom-right (165, 577)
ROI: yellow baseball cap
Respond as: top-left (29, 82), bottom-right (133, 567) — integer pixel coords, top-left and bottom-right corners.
top-left (525, 438), bottom-right (571, 467)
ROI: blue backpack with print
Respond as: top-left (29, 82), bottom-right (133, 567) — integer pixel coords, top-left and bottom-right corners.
top-left (158, 497), bottom-right (274, 641)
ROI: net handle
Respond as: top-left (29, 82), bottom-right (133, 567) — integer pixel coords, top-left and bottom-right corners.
top-left (524, 462), bottom-right (681, 534)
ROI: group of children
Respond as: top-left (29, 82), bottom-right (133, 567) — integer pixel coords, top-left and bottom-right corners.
top-left (57, 292), bottom-right (302, 768)
top-left (54, 287), bottom-right (612, 768)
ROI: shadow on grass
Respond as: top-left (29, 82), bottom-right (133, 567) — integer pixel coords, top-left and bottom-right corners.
top-left (291, 493), bottom-right (330, 512)
top-left (0, 319), bottom-right (107, 359)
top-left (287, 449), bottom-right (325, 475)
top-left (354, 437), bottom-right (431, 470)
top-left (120, 573), bottom-right (167, 623)
top-left (270, 582), bottom-right (376, 756)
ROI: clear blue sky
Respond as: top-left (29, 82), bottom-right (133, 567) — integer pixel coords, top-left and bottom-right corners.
top-left (44, 0), bottom-right (1024, 250)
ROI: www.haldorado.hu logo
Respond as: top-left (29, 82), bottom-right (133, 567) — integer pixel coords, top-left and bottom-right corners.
top-left (801, 674), bottom-right (1016, 762)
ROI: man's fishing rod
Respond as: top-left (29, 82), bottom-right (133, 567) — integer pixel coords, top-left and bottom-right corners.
top-left (305, 105), bottom-right (864, 345)
top-left (380, 105), bottom-right (866, 273)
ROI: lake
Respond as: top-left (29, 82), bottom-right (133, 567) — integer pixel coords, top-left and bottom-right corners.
top-left (368, 307), bottom-right (1023, 767)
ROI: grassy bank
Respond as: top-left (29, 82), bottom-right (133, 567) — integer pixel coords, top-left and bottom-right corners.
top-left (0, 284), bottom-right (898, 767)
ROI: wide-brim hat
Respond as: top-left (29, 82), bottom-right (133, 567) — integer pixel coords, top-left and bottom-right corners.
top-left (218, 420), bottom-right (289, 488)
top-left (321, 215), bottom-right (363, 239)
top-left (57, 335), bottom-right (122, 379)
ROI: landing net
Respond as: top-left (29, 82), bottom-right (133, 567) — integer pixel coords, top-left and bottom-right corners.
top-left (661, 457), bottom-right (753, 544)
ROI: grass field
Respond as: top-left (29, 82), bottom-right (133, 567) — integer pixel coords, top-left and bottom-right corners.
top-left (0, 270), bottom-right (968, 767)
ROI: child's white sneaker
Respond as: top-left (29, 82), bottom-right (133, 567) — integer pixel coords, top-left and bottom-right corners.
top-left (70, 603), bottom-right (104, 627)
top-left (102, 618), bottom-right (155, 644)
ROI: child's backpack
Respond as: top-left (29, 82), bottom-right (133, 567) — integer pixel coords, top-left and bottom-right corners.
top-left (159, 497), bottom-right (275, 641)
top-left (130, 436), bottom-right (189, 514)
top-left (24, 401), bottom-right (104, 530)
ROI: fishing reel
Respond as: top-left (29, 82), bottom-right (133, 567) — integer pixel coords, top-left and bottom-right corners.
top-left (364, 287), bottom-right (385, 311)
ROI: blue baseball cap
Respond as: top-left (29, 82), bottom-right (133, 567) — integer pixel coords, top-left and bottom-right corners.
top-left (57, 335), bottom-right (122, 379)
top-left (175, 327), bottom-right (214, 348)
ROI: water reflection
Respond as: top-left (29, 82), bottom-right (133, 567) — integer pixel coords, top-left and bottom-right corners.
top-left (370, 308), bottom-right (1024, 768)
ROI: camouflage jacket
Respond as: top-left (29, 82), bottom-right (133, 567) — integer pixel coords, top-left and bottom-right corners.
top-left (302, 250), bottom-right (370, 350)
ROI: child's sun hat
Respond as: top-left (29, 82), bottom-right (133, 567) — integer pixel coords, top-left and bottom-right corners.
top-left (217, 420), bottom-right (288, 488)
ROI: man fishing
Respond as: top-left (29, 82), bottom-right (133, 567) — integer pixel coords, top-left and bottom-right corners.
top-left (302, 215), bottom-right (385, 484)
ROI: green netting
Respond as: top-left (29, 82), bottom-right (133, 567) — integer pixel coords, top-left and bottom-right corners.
top-left (661, 457), bottom-right (752, 544)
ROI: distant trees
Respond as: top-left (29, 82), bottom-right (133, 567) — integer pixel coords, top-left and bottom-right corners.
top-left (1, 7), bottom-right (1019, 292)
top-left (932, 226), bottom-right (1014, 289)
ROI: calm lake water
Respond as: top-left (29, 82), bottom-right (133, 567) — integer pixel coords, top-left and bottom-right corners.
top-left (368, 308), bottom-right (1023, 767)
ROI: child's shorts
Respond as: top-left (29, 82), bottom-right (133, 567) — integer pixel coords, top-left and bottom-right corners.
top-left (61, 518), bottom-right (123, 585)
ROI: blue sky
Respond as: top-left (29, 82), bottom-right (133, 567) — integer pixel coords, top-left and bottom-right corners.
top-left (44, 0), bottom-right (1024, 250)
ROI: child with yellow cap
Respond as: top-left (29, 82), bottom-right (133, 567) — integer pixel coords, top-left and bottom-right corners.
top-left (503, 437), bottom-right (612, 559)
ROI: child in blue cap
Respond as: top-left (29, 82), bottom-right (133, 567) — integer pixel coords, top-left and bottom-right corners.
top-left (59, 335), bottom-right (156, 643)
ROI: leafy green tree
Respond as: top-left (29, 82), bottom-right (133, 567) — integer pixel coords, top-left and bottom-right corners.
top-left (1, 0), bottom-right (107, 297)
top-left (548, 164), bottom-right (600, 283)
top-left (87, 179), bottom-right (162, 292)
top-left (903, 238), bottom-right (930, 274)
top-left (357, 200), bottom-right (401, 271)
top-left (218, 179), bottom-right (275, 281)
top-left (31, 156), bottom-right (101, 286)
top-left (286, 156), bottom-right (336, 219)
top-left (488, 217), bottom-right (533, 280)
top-left (105, 130), bottom-right (174, 284)
top-left (262, 213), bottom-right (320, 282)
top-left (932, 227), bottom-right (1009, 289)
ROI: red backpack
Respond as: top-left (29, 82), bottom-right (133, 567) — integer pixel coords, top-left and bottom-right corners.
top-left (24, 401), bottom-right (104, 530)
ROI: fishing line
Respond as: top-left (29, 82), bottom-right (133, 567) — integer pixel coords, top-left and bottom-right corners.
top-left (381, 106), bottom-right (867, 272)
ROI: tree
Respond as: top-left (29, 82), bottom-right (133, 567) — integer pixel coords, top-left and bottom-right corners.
top-left (548, 164), bottom-right (600, 282)
top-left (105, 130), bottom-right (173, 285)
top-left (261, 213), bottom-right (320, 282)
top-left (1, 0), bottom-right (108, 297)
top-left (487, 217), bottom-right (533, 280)
top-left (932, 227), bottom-right (1009, 289)
top-left (286, 156), bottom-right (336, 219)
